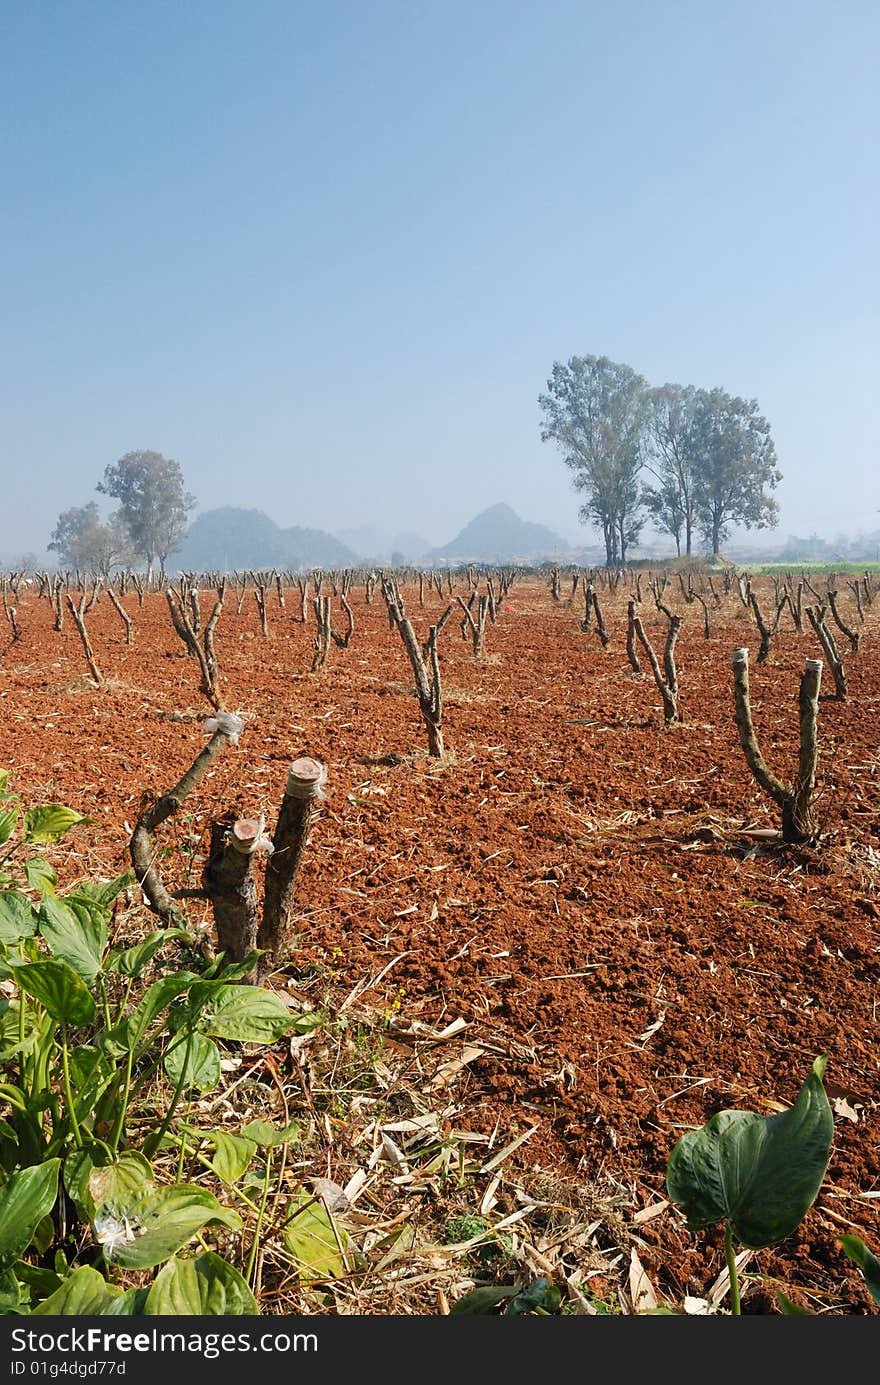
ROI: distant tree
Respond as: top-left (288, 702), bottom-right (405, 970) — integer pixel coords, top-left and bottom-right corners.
top-left (48, 502), bottom-right (132, 574)
top-left (539, 355), bottom-right (649, 566)
top-left (643, 384), bottom-right (701, 557)
top-left (97, 451), bottom-right (196, 576)
top-left (690, 390), bottom-right (781, 555)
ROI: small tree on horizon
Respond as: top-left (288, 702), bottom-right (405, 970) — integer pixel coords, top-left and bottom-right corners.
top-left (539, 354), bottom-right (649, 567)
top-left (97, 450), bottom-right (196, 577)
top-left (691, 390), bottom-right (781, 555)
top-left (47, 501), bottom-right (132, 574)
top-left (643, 383), bottom-right (702, 557)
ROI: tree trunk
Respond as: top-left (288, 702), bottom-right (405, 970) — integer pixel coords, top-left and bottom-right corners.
top-left (203, 814), bottom-right (264, 963)
top-left (258, 758), bottom-right (326, 972)
top-left (806, 606), bottom-right (847, 699)
top-left (130, 715), bottom-right (244, 922)
top-left (65, 595), bottom-right (103, 686)
top-left (631, 608), bottom-right (681, 724)
top-left (626, 600), bottom-right (641, 672)
top-left (732, 648), bottom-right (822, 843)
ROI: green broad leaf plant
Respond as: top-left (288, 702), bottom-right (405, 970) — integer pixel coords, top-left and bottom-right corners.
top-left (666, 1056), bottom-right (834, 1313)
top-left (0, 773), bottom-right (320, 1315)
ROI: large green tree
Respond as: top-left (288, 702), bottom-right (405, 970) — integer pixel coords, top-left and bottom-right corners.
top-left (643, 383), bottom-right (701, 557)
top-left (690, 390), bottom-right (781, 554)
top-left (47, 502), bottom-right (132, 574)
top-left (97, 451), bottom-right (196, 576)
top-left (539, 354), bottom-right (649, 566)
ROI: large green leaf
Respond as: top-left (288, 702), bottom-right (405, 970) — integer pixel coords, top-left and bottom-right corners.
top-left (666, 1056), bottom-right (833, 1249)
top-left (102, 1287), bottom-right (150, 1315)
top-left (163, 1032), bottom-right (221, 1092)
top-left (24, 858), bottom-right (57, 895)
top-left (23, 805), bottom-right (91, 844)
top-left (144, 1253), bottom-right (258, 1315)
top-left (197, 985), bottom-right (297, 1044)
top-left (450, 1284), bottom-right (521, 1314)
top-left (69, 873), bottom-right (133, 910)
top-left (0, 891), bottom-right (38, 943)
top-left (92, 1185), bottom-right (241, 1269)
top-left (39, 896), bottom-right (107, 983)
top-left (283, 1190), bottom-right (351, 1280)
top-left (14, 1261), bottom-right (62, 1302)
top-left (240, 1119), bottom-right (299, 1148)
top-left (69, 1043), bottom-right (114, 1094)
top-left (63, 1150), bottom-right (97, 1221)
top-left (0, 1000), bottom-right (40, 1061)
top-left (504, 1277), bottom-right (562, 1314)
top-left (30, 1265), bottom-right (122, 1315)
top-left (89, 1153), bottom-right (154, 1209)
top-left (0, 806), bottom-right (18, 846)
top-left (0, 1160), bottom-right (61, 1271)
top-left (106, 927), bottom-right (191, 978)
top-left (65, 1150), bottom-right (153, 1222)
top-left (838, 1235), bottom-right (880, 1307)
top-left (211, 950), bottom-right (264, 982)
top-left (203, 1131), bottom-right (257, 1184)
top-left (11, 960), bottom-right (96, 1026)
top-left (107, 972), bottom-right (197, 1053)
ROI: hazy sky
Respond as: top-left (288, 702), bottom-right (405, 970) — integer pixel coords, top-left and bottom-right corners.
top-left (2, 1), bottom-right (878, 557)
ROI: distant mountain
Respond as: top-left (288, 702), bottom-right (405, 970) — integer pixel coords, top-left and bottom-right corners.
top-left (335, 525), bottom-right (431, 563)
top-left (423, 503), bottom-right (572, 564)
top-left (174, 507), bottom-right (359, 572)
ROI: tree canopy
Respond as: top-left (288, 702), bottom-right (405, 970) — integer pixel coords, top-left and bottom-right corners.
top-left (96, 451), bottom-right (196, 575)
top-left (540, 357), bottom-right (782, 563)
top-left (538, 355), bottom-right (649, 567)
top-left (690, 389), bottom-right (781, 554)
top-left (47, 502), bottom-right (132, 574)
top-left (643, 384), bottom-right (701, 557)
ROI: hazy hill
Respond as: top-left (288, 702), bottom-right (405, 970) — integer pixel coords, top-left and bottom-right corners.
top-left (175, 507), bottom-right (359, 572)
top-left (424, 503), bottom-right (572, 564)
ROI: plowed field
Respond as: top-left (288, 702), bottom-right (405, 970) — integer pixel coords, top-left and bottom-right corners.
top-left (2, 571), bottom-right (878, 1313)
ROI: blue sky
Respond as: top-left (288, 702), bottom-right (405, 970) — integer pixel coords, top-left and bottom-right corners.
top-left (2, 0), bottom-right (878, 557)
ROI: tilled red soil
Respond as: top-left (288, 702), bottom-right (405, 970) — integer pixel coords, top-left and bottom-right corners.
top-left (2, 572), bottom-right (879, 1312)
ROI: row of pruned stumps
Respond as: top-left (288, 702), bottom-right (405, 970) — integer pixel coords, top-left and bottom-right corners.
top-left (551, 563), bottom-right (877, 845)
top-left (122, 566), bottom-right (517, 973)
top-left (122, 642), bottom-right (825, 1000)
top-left (5, 566), bottom-right (518, 775)
top-left (5, 563), bottom-right (519, 694)
top-left (552, 564), bottom-right (874, 725)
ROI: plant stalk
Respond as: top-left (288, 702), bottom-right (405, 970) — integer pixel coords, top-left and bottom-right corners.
top-left (246, 1147), bottom-right (273, 1288)
top-left (60, 1025), bottom-right (84, 1149)
top-left (109, 1048), bottom-right (134, 1155)
top-left (725, 1223), bottom-right (741, 1315)
top-left (142, 1025), bottom-right (194, 1158)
